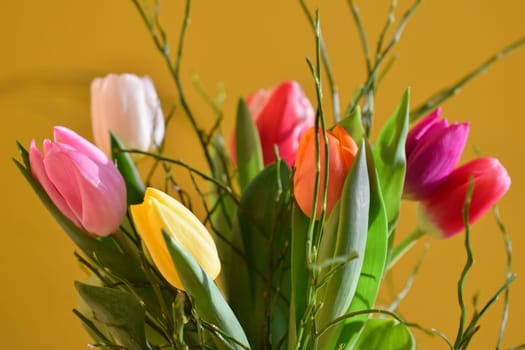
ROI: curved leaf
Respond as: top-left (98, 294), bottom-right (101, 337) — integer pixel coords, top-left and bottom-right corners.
top-left (353, 318), bottom-right (415, 350)
top-left (163, 231), bottom-right (250, 350)
top-left (318, 140), bottom-right (370, 347)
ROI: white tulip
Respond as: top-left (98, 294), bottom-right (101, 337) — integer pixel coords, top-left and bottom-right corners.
top-left (90, 73), bottom-right (165, 156)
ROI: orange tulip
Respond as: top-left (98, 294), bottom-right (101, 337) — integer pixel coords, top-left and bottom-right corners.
top-left (293, 125), bottom-right (358, 218)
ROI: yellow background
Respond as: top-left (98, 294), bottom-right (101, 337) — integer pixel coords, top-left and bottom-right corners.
top-left (1, 1), bottom-right (524, 349)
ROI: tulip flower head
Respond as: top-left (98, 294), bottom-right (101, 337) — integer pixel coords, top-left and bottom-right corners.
top-left (91, 73), bottom-right (165, 156)
top-left (404, 108), bottom-right (470, 200)
top-left (130, 188), bottom-right (221, 290)
top-left (232, 80), bottom-right (315, 167)
top-left (293, 125), bottom-right (358, 218)
top-left (417, 157), bottom-right (510, 238)
top-left (29, 126), bottom-right (127, 236)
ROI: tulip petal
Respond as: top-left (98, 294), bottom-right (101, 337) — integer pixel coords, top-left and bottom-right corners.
top-left (29, 126), bottom-right (127, 236)
top-left (90, 73), bottom-right (165, 155)
top-left (54, 126), bottom-right (108, 164)
top-left (405, 122), bottom-right (469, 199)
top-left (419, 157), bottom-right (510, 238)
top-left (405, 107), bottom-right (442, 158)
top-left (29, 140), bottom-right (82, 227)
top-left (130, 188), bottom-right (220, 290)
top-left (256, 81), bottom-right (315, 166)
top-left (131, 194), bottom-right (184, 289)
top-left (293, 127), bottom-right (358, 218)
top-left (142, 76), bottom-right (165, 149)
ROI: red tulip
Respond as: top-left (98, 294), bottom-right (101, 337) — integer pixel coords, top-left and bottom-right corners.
top-left (293, 125), bottom-right (358, 218)
top-left (417, 157), bottom-right (510, 238)
top-left (232, 80), bottom-right (315, 167)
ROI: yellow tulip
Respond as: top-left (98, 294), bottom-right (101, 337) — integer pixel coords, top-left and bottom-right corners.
top-left (130, 187), bottom-right (221, 290)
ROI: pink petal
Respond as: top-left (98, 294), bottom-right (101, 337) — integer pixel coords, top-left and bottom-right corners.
top-left (54, 126), bottom-right (108, 164)
top-left (29, 140), bottom-right (82, 227)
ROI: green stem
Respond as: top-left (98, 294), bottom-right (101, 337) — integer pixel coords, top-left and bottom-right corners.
top-left (387, 227), bottom-right (424, 270)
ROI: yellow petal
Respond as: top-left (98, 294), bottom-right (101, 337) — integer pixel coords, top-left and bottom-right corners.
top-left (130, 187), bottom-right (221, 290)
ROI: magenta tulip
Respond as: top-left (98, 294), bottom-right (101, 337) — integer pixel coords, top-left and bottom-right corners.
top-left (29, 126), bottom-right (127, 236)
top-left (417, 157), bottom-right (510, 238)
top-left (232, 80), bottom-right (315, 167)
top-left (404, 108), bottom-right (470, 200)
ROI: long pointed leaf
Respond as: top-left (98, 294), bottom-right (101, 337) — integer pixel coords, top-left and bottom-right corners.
top-left (318, 140), bottom-right (370, 347)
top-left (235, 97), bottom-right (263, 190)
top-left (337, 142), bottom-right (389, 349)
top-left (163, 232), bottom-right (250, 350)
top-left (289, 205), bottom-right (311, 347)
top-left (372, 89), bottom-right (409, 235)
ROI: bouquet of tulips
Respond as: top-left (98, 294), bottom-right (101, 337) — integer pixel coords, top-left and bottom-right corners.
top-left (13, 1), bottom-right (521, 349)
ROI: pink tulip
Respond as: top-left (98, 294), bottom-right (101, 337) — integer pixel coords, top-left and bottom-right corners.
top-left (232, 80), bottom-right (315, 167)
top-left (29, 126), bottom-right (127, 236)
top-left (417, 157), bottom-right (510, 238)
top-left (404, 108), bottom-right (470, 200)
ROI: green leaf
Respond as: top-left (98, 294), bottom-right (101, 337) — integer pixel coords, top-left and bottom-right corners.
top-left (235, 161), bottom-right (291, 348)
top-left (16, 141), bottom-right (31, 169)
top-left (110, 133), bottom-right (145, 205)
top-left (235, 97), bottom-right (263, 191)
top-left (318, 140), bottom-right (370, 346)
top-left (163, 231), bottom-right (250, 350)
top-left (13, 155), bottom-right (145, 283)
top-left (352, 318), bottom-right (415, 350)
top-left (75, 282), bottom-right (151, 350)
top-left (208, 134), bottom-right (237, 291)
top-left (372, 89), bottom-right (409, 235)
top-left (335, 142), bottom-right (389, 349)
top-left (289, 204), bottom-right (311, 345)
top-left (339, 105), bottom-right (365, 142)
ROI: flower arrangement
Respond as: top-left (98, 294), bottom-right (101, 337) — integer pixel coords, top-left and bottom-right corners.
top-left (11, 1), bottom-right (525, 349)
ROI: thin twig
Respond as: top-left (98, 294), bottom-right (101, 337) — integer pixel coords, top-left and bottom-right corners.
top-left (493, 205), bottom-right (513, 350)
top-left (298, 0), bottom-right (340, 122)
top-left (348, 0), bottom-right (372, 73)
top-left (410, 36), bottom-right (525, 123)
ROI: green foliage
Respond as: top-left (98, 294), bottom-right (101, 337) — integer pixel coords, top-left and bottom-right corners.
top-left (163, 231), bottom-right (250, 350)
top-left (235, 97), bottom-right (263, 191)
top-left (318, 141), bottom-right (370, 347)
top-left (372, 89), bottom-right (409, 235)
top-left (336, 141), bottom-right (389, 349)
top-left (352, 318), bottom-right (415, 350)
top-left (339, 106), bottom-right (365, 142)
top-left (75, 282), bottom-right (151, 350)
top-left (289, 205), bottom-right (311, 346)
top-left (110, 132), bottom-right (146, 205)
top-left (233, 161), bottom-right (291, 349)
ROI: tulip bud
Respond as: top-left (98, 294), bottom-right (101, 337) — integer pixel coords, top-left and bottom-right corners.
top-left (417, 157), bottom-right (510, 238)
top-left (404, 108), bottom-right (470, 200)
top-left (293, 125), bottom-right (358, 218)
top-left (90, 73), bottom-right (165, 156)
top-left (29, 126), bottom-right (127, 236)
top-left (232, 80), bottom-right (315, 167)
top-left (130, 187), bottom-right (221, 290)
